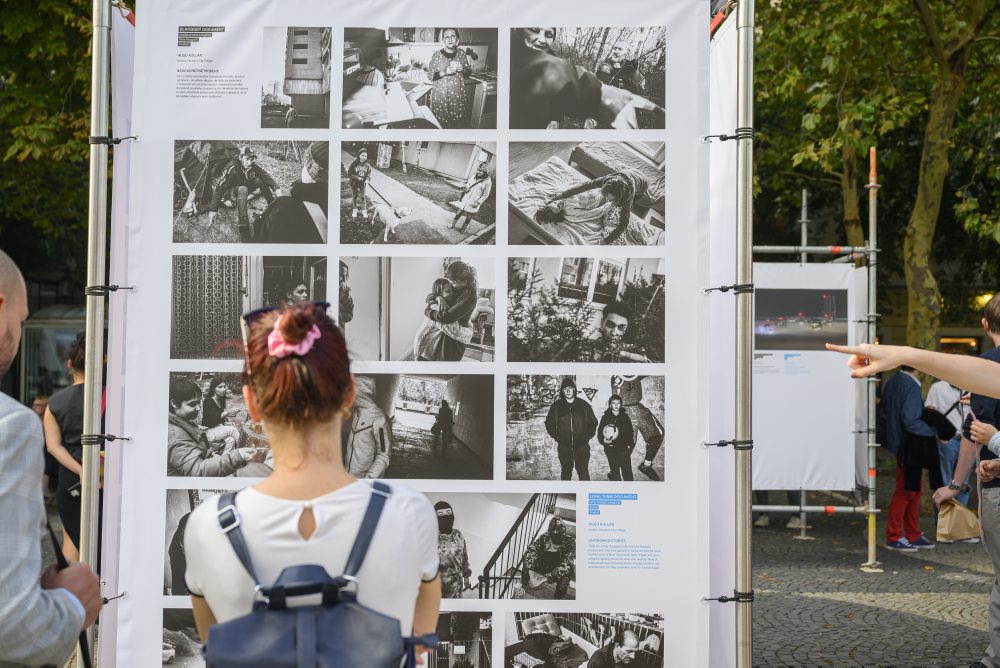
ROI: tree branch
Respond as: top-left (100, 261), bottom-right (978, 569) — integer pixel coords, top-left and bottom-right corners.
top-left (947, 0), bottom-right (999, 56)
top-left (912, 0), bottom-right (948, 66)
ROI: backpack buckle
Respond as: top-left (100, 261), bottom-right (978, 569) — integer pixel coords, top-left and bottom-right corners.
top-left (217, 504), bottom-right (241, 533)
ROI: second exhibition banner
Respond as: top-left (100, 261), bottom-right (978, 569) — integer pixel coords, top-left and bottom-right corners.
top-left (114, 0), bottom-right (712, 664)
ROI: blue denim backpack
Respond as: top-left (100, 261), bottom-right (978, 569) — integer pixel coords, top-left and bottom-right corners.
top-left (203, 481), bottom-right (438, 667)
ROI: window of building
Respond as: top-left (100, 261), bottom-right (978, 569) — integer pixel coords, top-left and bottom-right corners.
top-left (293, 29), bottom-right (309, 35)
top-left (292, 58), bottom-right (308, 64)
top-left (293, 44), bottom-right (308, 49)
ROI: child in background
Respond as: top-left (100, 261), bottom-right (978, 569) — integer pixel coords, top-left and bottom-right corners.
top-left (413, 278), bottom-right (473, 359)
top-left (347, 147), bottom-right (372, 220)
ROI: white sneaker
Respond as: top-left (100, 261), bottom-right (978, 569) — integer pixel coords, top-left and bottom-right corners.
top-left (351, 208), bottom-right (358, 219)
top-left (786, 516), bottom-right (806, 530)
top-left (360, 209), bottom-right (368, 219)
top-left (753, 515), bottom-right (770, 528)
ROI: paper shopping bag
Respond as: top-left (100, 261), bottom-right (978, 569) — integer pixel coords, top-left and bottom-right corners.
top-left (936, 499), bottom-right (980, 543)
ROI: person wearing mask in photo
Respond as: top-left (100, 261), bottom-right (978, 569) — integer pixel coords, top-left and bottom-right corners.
top-left (420, 262), bottom-right (480, 362)
top-left (0, 249), bottom-right (101, 666)
top-left (167, 377), bottom-right (256, 477)
top-left (341, 375), bottom-right (392, 479)
top-left (43, 332), bottom-right (90, 561)
top-left (434, 501), bottom-right (472, 598)
top-left (521, 517), bottom-right (575, 599)
top-left (451, 165), bottom-right (492, 234)
top-left (510, 27), bottom-right (662, 130)
top-left (545, 377), bottom-right (598, 481)
top-left (183, 303), bottom-right (441, 646)
top-left (347, 147), bottom-right (372, 220)
top-left (428, 29), bottom-right (473, 128)
top-left (339, 261), bottom-right (354, 335)
top-left (597, 394), bottom-right (636, 481)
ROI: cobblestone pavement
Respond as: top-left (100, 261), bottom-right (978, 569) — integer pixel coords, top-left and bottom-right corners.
top-left (754, 478), bottom-right (993, 667)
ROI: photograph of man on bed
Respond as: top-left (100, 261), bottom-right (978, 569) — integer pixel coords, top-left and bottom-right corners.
top-left (505, 612), bottom-right (664, 667)
top-left (508, 142), bottom-right (665, 246)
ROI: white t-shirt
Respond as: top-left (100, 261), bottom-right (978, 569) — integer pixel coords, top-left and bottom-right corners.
top-left (925, 380), bottom-right (964, 434)
top-left (184, 480), bottom-right (439, 634)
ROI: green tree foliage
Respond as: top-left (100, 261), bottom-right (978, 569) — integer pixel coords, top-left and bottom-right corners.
top-left (507, 270), bottom-right (600, 363)
top-left (0, 0), bottom-right (95, 287)
top-left (755, 0), bottom-right (1000, 347)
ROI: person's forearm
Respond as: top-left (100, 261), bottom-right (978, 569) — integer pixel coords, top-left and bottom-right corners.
top-left (412, 577), bottom-right (441, 635)
top-left (47, 442), bottom-right (83, 476)
top-left (902, 347), bottom-right (1000, 400)
top-left (954, 436), bottom-right (979, 484)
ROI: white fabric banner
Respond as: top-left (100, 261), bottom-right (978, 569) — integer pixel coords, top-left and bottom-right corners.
top-left (112, 1), bottom-right (718, 665)
top-left (707, 12), bottom-right (738, 668)
top-left (752, 262), bottom-right (859, 491)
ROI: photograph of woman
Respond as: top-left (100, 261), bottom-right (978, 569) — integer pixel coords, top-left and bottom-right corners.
top-left (414, 278), bottom-right (475, 361)
top-left (451, 164), bottom-right (493, 234)
top-left (278, 277), bottom-right (310, 306)
top-left (428, 29), bottom-right (473, 128)
top-left (416, 261), bottom-right (480, 361)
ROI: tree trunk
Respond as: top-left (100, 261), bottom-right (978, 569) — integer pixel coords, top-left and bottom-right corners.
top-left (904, 67), bottom-right (966, 349)
top-left (840, 133), bottom-right (865, 254)
top-left (592, 28), bottom-right (611, 70)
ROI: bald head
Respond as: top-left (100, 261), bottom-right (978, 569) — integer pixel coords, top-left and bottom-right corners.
top-left (0, 250), bottom-right (27, 376)
top-left (614, 630), bottom-right (640, 663)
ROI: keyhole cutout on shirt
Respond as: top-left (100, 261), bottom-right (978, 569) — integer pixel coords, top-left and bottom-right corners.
top-left (298, 505), bottom-right (316, 540)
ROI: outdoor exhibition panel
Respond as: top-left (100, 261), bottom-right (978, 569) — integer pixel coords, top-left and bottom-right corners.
top-left (105, 0), bottom-right (724, 665)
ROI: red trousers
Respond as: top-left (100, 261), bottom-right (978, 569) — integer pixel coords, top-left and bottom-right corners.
top-left (886, 465), bottom-right (922, 542)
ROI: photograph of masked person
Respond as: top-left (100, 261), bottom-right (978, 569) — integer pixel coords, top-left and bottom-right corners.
top-left (508, 141), bottom-right (664, 247)
top-left (170, 255), bottom-right (326, 360)
top-left (508, 256), bottom-right (664, 363)
top-left (340, 141), bottom-right (496, 245)
top-left (521, 517), bottom-right (576, 600)
top-left (427, 492), bottom-right (576, 600)
top-left (544, 377), bottom-right (598, 481)
top-left (166, 376), bottom-right (269, 478)
top-left (436, 501), bottom-right (473, 599)
top-left (340, 256), bottom-right (496, 362)
top-left (509, 27), bottom-right (665, 129)
top-left (508, 375), bottom-right (664, 482)
top-left (172, 139), bottom-right (328, 244)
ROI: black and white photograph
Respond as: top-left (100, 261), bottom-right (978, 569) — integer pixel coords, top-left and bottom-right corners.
top-left (341, 141), bottom-right (496, 245)
top-left (754, 288), bottom-right (849, 350)
top-left (162, 608), bottom-right (204, 667)
top-left (504, 612), bottom-right (664, 667)
top-left (507, 375), bottom-right (665, 482)
top-left (339, 257), bottom-right (495, 362)
top-left (164, 489), bottom-right (226, 596)
top-left (342, 28), bottom-right (498, 129)
top-left (429, 492), bottom-right (576, 600)
top-left (342, 374), bottom-right (493, 480)
top-left (428, 612), bottom-right (493, 668)
top-left (509, 141), bottom-right (664, 246)
top-left (166, 373), bottom-right (273, 479)
top-left (509, 27), bottom-right (666, 129)
top-left (507, 257), bottom-right (664, 363)
top-left (172, 140), bottom-right (328, 244)
top-left (171, 255), bottom-right (327, 360)
top-left (261, 27), bottom-right (332, 128)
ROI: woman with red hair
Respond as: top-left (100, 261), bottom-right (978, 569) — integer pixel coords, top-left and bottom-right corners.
top-left (182, 303), bottom-right (441, 651)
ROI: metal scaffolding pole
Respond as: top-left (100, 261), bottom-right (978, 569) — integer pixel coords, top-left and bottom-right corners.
top-left (79, 0), bottom-right (111, 664)
top-left (863, 147), bottom-right (882, 572)
top-left (798, 189), bottom-right (809, 264)
top-left (735, 0), bottom-right (755, 665)
top-left (753, 245), bottom-right (868, 255)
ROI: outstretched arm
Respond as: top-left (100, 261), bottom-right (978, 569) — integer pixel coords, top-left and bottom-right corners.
top-left (552, 175), bottom-right (609, 202)
top-left (826, 343), bottom-right (1000, 399)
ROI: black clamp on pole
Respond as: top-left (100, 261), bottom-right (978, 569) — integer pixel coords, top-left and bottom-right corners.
top-left (88, 135), bottom-right (138, 145)
top-left (80, 433), bottom-right (132, 447)
top-left (702, 126), bottom-right (756, 143)
top-left (102, 591), bottom-right (128, 605)
top-left (703, 439), bottom-right (754, 451)
top-left (703, 283), bottom-right (754, 295)
top-left (704, 590), bottom-right (755, 604)
top-left (84, 284), bottom-right (136, 297)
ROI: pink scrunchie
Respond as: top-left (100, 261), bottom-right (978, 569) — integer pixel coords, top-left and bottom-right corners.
top-left (267, 315), bottom-right (321, 359)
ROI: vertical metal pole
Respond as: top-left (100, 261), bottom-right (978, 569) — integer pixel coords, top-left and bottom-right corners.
top-left (799, 489), bottom-right (808, 539)
top-left (79, 0), bottom-right (111, 663)
top-left (735, 0), bottom-right (755, 665)
top-left (799, 189), bottom-right (809, 264)
top-left (863, 147), bottom-right (881, 570)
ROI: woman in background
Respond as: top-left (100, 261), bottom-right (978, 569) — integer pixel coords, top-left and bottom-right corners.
top-left (428, 29), bottom-right (472, 128)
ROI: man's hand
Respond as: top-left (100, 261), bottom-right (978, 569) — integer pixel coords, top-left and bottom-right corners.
top-left (932, 485), bottom-right (959, 507)
top-left (41, 563), bottom-right (101, 629)
top-left (980, 459), bottom-right (1000, 483)
top-left (970, 419), bottom-right (999, 445)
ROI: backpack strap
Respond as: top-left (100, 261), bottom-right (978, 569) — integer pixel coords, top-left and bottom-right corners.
top-left (404, 634), bottom-right (440, 667)
top-left (343, 481), bottom-right (392, 577)
top-left (216, 491), bottom-right (261, 586)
